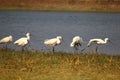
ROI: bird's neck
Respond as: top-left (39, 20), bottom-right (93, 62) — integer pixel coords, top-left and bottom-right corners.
top-left (104, 39), bottom-right (108, 43)
top-left (57, 39), bottom-right (61, 44)
top-left (27, 36), bottom-right (30, 40)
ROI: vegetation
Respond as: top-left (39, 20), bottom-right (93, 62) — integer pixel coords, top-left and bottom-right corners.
top-left (0, 0), bottom-right (120, 12)
top-left (0, 48), bottom-right (120, 80)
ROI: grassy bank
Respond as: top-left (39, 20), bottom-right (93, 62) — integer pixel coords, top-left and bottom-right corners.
top-left (0, 0), bottom-right (120, 13)
top-left (0, 49), bottom-right (120, 80)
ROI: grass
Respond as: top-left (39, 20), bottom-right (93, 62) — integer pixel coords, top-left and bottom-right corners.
top-left (0, 48), bottom-right (120, 80)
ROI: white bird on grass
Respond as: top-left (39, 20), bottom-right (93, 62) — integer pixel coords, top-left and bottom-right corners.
top-left (14, 33), bottom-right (31, 51)
top-left (81, 38), bottom-right (110, 53)
top-left (70, 36), bottom-right (83, 52)
top-left (44, 36), bottom-right (63, 52)
top-left (0, 35), bottom-right (13, 49)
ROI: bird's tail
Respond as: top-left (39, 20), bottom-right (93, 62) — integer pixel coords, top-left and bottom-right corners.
top-left (44, 39), bottom-right (49, 44)
top-left (14, 41), bottom-right (18, 44)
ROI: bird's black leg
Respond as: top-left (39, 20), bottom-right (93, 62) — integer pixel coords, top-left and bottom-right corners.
top-left (22, 47), bottom-right (24, 52)
top-left (5, 44), bottom-right (7, 50)
top-left (81, 47), bottom-right (87, 52)
top-left (96, 45), bottom-right (98, 53)
top-left (74, 45), bottom-right (79, 53)
top-left (73, 47), bottom-right (76, 53)
top-left (28, 43), bottom-right (31, 49)
top-left (79, 43), bottom-right (81, 47)
top-left (52, 47), bottom-right (54, 53)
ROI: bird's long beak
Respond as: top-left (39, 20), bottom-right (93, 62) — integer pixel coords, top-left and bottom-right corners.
top-left (61, 39), bottom-right (67, 46)
top-left (81, 46), bottom-right (88, 52)
top-left (108, 40), bottom-right (113, 44)
top-left (62, 39), bottom-right (65, 44)
top-left (30, 34), bottom-right (32, 36)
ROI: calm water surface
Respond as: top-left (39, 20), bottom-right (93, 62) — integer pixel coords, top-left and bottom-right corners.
top-left (0, 11), bottom-right (120, 54)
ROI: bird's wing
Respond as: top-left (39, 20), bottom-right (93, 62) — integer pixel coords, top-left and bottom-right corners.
top-left (20, 40), bottom-right (28, 46)
top-left (44, 38), bottom-right (57, 46)
top-left (44, 39), bottom-right (49, 42)
top-left (87, 39), bottom-right (102, 46)
top-left (14, 38), bottom-right (28, 46)
top-left (0, 37), bottom-right (10, 43)
top-left (87, 39), bottom-right (96, 46)
top-left (14, 38), bottom-right (26, 44)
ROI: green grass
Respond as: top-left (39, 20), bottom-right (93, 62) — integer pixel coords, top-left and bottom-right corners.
top-left (0, 48), bottom-right (120, 80)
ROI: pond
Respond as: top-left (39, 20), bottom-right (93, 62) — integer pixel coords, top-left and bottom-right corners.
top-left (0, 11), bottom-right (120, 54)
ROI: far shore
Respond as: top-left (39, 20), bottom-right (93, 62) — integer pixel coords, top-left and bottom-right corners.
top-left (0, 5), bottom-right (120, 13)
top-left (0, 0), bottom-right (120, 13)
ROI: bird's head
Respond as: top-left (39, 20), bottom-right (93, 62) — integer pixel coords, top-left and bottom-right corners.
top-left (26, 33), bottom-right (31, 40)
top-left (57, 36), bottom-right (62, 40)
top-left (105, 38), bottom-right (110, 42)
top-left (9, 35), bottom-right (13, 41)
top-left (105, 38), bottom-right (112, 43)
top-left (9, 35), bottom-right (12, 38)
top-left (105, 38), bottom-right (109, 41)
top-left (26, 33), bottom-right (31, 37)
top-left (70, 42), bottom-right (74, 47)
top-left (87, 45), bottom-right (90, 47)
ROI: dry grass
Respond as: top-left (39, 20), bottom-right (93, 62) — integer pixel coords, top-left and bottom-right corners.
top-left (0, 48), bottom-right (120, 80)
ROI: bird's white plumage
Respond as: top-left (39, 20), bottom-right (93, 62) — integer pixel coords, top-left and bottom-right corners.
top-left (14, 38), bottom-right (28, 46)
top-left (44, 36), bottom-right (62, 46)
top-left (44, 36), bottom-right (62, 52)
top-left (87, 38), bottom-right (109, 47)
top-left (70, 36), bottom-right (83, 47)
top-left (81, 38), bottom-right (109, 52)
top-left (14, 33), bottom-right (30, 47)
top-left (0, 35), bottom-right (13, 44)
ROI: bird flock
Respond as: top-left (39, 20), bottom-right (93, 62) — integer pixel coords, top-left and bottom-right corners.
top-left (0, 32), bottom-right (110, 53)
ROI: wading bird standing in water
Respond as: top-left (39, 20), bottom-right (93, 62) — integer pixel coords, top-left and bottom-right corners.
top-left (0, 35), bottom-right (13, 49)
top-left (44, 36), bottom-right (62, 53)
top-left (81, 38), bottom-right (110, 53)
top-left (70, 36), bottom-right (83, 52)
top-left (14, 33), bottom-right (31, 51)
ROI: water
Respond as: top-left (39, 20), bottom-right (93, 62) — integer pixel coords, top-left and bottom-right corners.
top-left (0, 11), bottom-right (120, 54)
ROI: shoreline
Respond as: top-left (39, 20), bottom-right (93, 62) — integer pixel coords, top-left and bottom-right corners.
top-left (0, 9), bottom-right (120, 13)
top-left (0, 9), bottom-right (120, 14)
top-left (0, 6), bottom-right (120, 13)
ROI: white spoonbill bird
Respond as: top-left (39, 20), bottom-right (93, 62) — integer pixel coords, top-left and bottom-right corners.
top-left (0, 35), bottom-right (13, 49)
top-left (82, 38), bottom-right (109, 53)
top-left (44, 36), bottom-right (62, 52)
top-left (70, 36), bottom-right (83, 51)
top-left (14, 33), bottom-right (31, 51)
